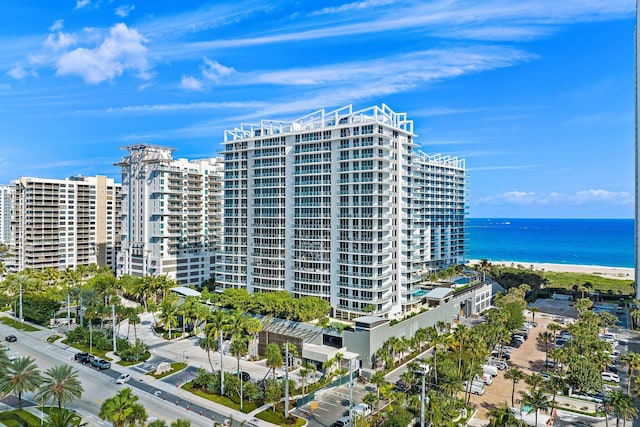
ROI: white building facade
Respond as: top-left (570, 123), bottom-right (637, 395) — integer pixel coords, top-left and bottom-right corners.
top-left (0, 185), bottom-right (12, 245)
top-left (116, 144), bottom-right (223, 286)
top-left (10, 175), bottom-right (121, 272)
top-left (220, 104), bottom-right (466, 320)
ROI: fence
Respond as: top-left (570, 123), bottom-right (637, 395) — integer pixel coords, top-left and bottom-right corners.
top-left (296, 369), bottom-right (359, 407)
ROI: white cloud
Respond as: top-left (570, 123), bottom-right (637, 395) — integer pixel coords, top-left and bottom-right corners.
top-left (7, 65), bottom-right (26, 79)
top-left (103, 101), bottom-right (265, 113)
top-left (115, 5), bottom-right (135, 18)
top-left (180, 75), bottom-right (203, 91)
top-left (311, 0), bottom-right (398, 16)
top-left (44, 32), bottom-right (77, 51)
top-left (56, 23), bottom-right (149, 84)
top-left (50, 19), bottom-right (64, 32)
top-left (477, 189), bottom-right (633, 206)
top-left (201, 58), bottom-right (235, 82)
top-left (75, 0), bottom-right (90, 10)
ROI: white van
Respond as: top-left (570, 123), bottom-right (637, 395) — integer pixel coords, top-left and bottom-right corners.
top-left (463, 381), bottom-right (485, 396)
top-left (483, 364), bottom-right (498, 377)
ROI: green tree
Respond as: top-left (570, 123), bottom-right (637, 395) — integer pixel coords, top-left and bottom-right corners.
top-left (36, 364), bottom-right (84, 414)
top-left (488, 403), bottom-right (520, 426)
top-left (264, 379), bottom-right (283, 411)
top-left (170, 420), bottom-right (191, 427)
top-left (619, 351), bottom-right (640, 394)
top-left (529, 306), bottom-right (540, 323)
top-left (0, 356), bottom-right (43, 409)
top-left (199, 335), bottom-right (217, 373)
top-left (99, 387), bottom-right (148, 427)
top-left (265, 343), bottom-right (283, 379)
top-left (147, 421), bottom-right (168, 427)
top-left (609, 390), bottom-right (638, 427)
top-left (504, 368), bottom-right (525, 408)
top-left (158, 293), bottom-right (180, 338)
top-left (518, 388), bottom-right (550, 427)
top-left (43, 409), bottom-right (83, 427)
top-left (537, 331), bottom-right (555, 365)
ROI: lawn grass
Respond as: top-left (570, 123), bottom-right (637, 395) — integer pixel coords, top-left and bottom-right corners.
top-left (255, 402), bottom-right (305, 426)
top-left (182, 381), bottom-right (259, 413)
top-left (0, 409), bottom-right (42, 426)
top-left (118, 351), bottom-right (151, 366)
top-left (0, 317), bottom-right (41, 331)
top-left (61, 339), bottom-right (112, 361)
top-left (147, 361), bottom-right (187, 378)
top-left (47, 334), bottom-right (61, 343)
top-left (544, 271), bottom-right (635, 294)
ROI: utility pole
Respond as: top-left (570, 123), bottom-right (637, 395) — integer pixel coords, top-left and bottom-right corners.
top-left (219, 329), bottom-right (224, 396)
top-left (284, 342), bottom-right (290, 416)
top-left (421, 371), bottom-right (426, 427)
top-left (79, 296), bottom-right (83, 327)
top-left (66, 292), bottom-right (71, 331)
top-left (19, 282), bottom-right (23, 329)
top-left (349, 358), bottom-right (353, 426)
top-left (112, 304), bottom-right (116, 353)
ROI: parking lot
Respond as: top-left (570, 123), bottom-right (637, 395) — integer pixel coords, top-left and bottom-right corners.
top-left (293, 381), bottom-right (373, 427)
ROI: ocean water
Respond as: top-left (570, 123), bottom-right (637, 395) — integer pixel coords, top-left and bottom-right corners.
top-left (466, 218), bottom-right (635, 268)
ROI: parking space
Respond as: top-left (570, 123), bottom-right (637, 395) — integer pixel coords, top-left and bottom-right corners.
top-left (293, 382), bottom-right (373, 427)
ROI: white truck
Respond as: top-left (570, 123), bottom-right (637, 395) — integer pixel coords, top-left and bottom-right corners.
top-left (483, 364), bottom-right (498, 377)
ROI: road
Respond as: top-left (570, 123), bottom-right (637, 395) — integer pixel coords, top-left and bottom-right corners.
top-left (0, 318), bottom-right (266, 426)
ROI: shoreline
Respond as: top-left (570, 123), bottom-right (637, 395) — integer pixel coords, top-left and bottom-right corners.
top-left (466, 259), bottom-right (635, 281)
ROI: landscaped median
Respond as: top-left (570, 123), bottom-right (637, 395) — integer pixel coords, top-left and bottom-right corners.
top-left (0, 316), bottom-right (40, 331)
top-left (147, 362), bottom-right (187, 379)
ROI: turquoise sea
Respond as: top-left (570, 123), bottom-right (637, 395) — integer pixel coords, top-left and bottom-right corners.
top-left (466, 218), bottom-right (635, 268)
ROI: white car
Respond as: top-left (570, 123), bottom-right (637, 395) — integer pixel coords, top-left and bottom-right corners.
top-left (352, 403), bottom-right (372, 417)
top-left (116, 373), bottom-right (131, 384)
top-left (601, 372), bottom-right (620, 383)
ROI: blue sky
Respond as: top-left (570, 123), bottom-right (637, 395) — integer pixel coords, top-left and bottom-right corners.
top-left (0, 0), bottom-right (635, 218)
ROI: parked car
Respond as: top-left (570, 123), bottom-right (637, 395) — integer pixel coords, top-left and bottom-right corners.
top-left (487, 359), bottom-right (508, 370)
top-left (491, 351), bottom-right (510, 361)
top-left (393, 380), bottom-right (410, 393)
top-left (509, 340), bottom-right (522, 348)
top-left (482, 364), bottom-right (498, 377)
top-left (616, 306), bottom-right (624, 314)
top-left (74, 352), bottom-right (94, 364)
top-left (601, 372), bottom-right (620, 383)
top-left (544, 360), bottom-right (564, 369)
top-left (5, 335), bottom-right (16, 342)
top-left (116, 374), bottom-right (131, 384)
top-left (606, 365), bottom-right (619, 374)
top-left (239, 371), bottom-right (251, 382)
top-left (512, 334), bottom-right (526, 343)
top-left (352, 403), bottom-right (371, 417)
top-left (334, 416), bottom-right (351, 427)
top-left (90, 359), bottom-right (111, 370)
top-left (539, 372), bottom-right (552, 381)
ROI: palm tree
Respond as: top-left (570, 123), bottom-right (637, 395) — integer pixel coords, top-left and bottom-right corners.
top-left (207, 309), bottom-right (230, 395)
top-left (537, 331), bottom-right (555, 365)
top-left (609, 390), bottom-right (638, 427)
top-left (371, 370), bottom-right (386, 416)
top-left (504, 368), bottom-right (525, 407)
top-left (170, 421), bottom-right (191, 427)
top-left (529, 306), bottom-right (540, 324)
top-left (452, 324), bottom-right (470, 376)
top-left (477, 259), bottom-right (492, 281)
top-left (488, 403), bottom-right (520, 426)
top-left (159, 294), bottom-right (180, 338)
top-left (147, 421), bottom-right (168, 427)
top-left (43, 408), bottom-right (82, 427)
top-left (244, 317), bottom-right (263, 359)
top-left (619, 351), bottom-right (640, 394)
top-left (36, 364), bottom-right (84, 414)
top-left (265, 343), bottom-right (283, 380)
top-left (199, 335), bottom-right (217, 373)
top-left (99, 387), bottom-right (148, 427)
top-left (0, 356), bottom-right (43, 409)
top-left (518, 388), bottom-right (551, 427)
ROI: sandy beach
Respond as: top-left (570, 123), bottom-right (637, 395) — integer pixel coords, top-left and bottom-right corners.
top-left (467, 259), bottom-right (635, 281)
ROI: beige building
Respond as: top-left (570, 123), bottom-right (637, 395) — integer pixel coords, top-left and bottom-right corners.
top-left (9, 175), bottom-right (121, 272)
top-left (116, 144), bottom-right (223, 286)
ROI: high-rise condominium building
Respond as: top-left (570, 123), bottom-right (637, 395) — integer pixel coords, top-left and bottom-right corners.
top-left (220, 104), bottom-right (465, 320)
top-left (10, 176), bottom-right (121, 272)
top-left (0, 185), bottom-right (12, 245)
top-left (116, 144), bottom-right (223, 286)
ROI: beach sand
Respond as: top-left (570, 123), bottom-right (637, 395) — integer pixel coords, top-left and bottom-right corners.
top-left (466, 259), bottom-right (635, 281)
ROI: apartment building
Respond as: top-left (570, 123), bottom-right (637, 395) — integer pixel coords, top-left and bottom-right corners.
top-left (116, 144), bottom-right (223, 286)
top-left (10, 175), bottom-right (121, 272)
top-left (220, 104), bottom-right (466, 320)
top-left (0, 185), bottom-right (12, 245)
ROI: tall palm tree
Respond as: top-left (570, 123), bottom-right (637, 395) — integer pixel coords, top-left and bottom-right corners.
top-left (99, 387), bottom-right (147, 427)
top-left (452, 324), bottom-right (470, 376)
top-left (159, 294), bottom-right (180, 338)
top-left (537, 331), bottom-right (555, 365)
top-left (0, 356), bottom-right (43, 409)
top-left (477, 259), bottom-right (491, 281)
top-left (504, 368), bottom-right (525, 408)
top-left (529, 306), bottom-right (540, 324)
top-left (207, 309), bottom-right (229, 395)
top-left (619, 351), bottom-right (640, 394)
top-left (199, 335), bottom-right (217, 373)
top-left (244, 317), bottom-right (263, 359)
top-left (609, 390), bottom-right (638, 427)
top-left (371, 370), bottom-right (386, 416)
top-left (518, 388), bottom-right (551, 427)
top-left (36, 364), bottom-right (84, 414)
